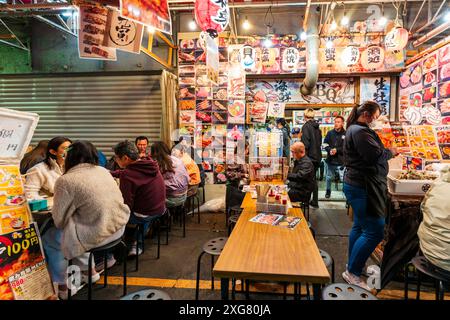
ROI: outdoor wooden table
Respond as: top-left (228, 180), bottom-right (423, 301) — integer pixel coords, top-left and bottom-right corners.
top-left (213, 182), bottom-right (331, 300)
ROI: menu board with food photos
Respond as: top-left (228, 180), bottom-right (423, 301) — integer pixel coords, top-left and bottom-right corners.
top-left (0, 223), bottom-right (55, 300)
top-left (399, 42), bottom-right (450, 125)
top-left (433, 125), bottom-right (450, 160)
top-left (390, 122), bottom-right (411, 153)
top-left (404, 125), bottom-right (442, 160)
top-left (402, 156), bottom-right (424, 171)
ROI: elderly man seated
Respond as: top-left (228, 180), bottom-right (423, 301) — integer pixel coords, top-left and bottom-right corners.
top-left (287, 142), bottom-right (316, 203)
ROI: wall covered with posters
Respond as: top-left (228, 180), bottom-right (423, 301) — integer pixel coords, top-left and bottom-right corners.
top-left (177, 29), bottom-right (403, 184)
top-left (399, 43), bottom-right (450, 125)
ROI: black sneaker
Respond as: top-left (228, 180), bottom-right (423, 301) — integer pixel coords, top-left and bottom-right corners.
top-left (325, 191), bottom-right (331, 199)
top-left (309, 201), bottom-right (319, 208)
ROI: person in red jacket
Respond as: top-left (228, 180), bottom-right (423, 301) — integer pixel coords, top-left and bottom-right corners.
top-left (111, 140), bottom-right (166, 256)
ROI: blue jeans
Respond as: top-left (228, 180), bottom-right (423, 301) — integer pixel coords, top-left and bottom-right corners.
top-left (42, 227), bottom-right (90, 285)
top-left (343, 183), bottom-right (385, 277)
top-left (325, 163), bottom-right (341, 192)
top-left (129, 213), bottom-right (163, 250)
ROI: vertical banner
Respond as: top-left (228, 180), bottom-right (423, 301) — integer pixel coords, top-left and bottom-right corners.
top-left (205, 33), bottom-right (219, 86)
top-left (79, 4), bottom-right (117, 60)
top-left (360, 77), bottom-right (391, 116)
top-left (104, 9), bottom-right (144, 54)
top-left (120, 0), bottom-right (172, 35)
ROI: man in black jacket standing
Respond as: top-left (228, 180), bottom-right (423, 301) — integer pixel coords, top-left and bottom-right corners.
top-left (323, 116), bottom-right (346, 198)
top-left (287, 142), bottom-right (315, 203)
top-left (301, 108), bottom-right (322, 208)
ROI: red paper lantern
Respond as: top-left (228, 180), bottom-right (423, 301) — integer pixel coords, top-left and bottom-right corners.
top-left (195, 0), bottom-right (230, 38)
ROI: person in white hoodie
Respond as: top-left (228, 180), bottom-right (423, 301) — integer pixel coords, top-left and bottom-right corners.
top-left (417, 165), bottom-right (450, 274)
top-left (42, 141), bottom-right (130, 299)
top-left (24, 136), bottom-right (72, 199)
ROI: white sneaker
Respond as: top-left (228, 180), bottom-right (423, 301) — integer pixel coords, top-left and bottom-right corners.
top-left (342, 270), bottom-right (371, 292)
top-left (81, 269), bottom-right (101, 284)
top-left (128, 245), bottom-right (143, 256)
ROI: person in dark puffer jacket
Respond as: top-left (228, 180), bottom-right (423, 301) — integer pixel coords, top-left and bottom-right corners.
top-left (301, 108), bottom-right (322, 208)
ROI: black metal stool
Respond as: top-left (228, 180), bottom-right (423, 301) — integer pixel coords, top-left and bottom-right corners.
top-left (322, 283), bottom-right (378, 300)
top-left (133, 213), bottom-right (167, 272)
top-left (169, 203), bottom-right (187, 237)
top-left (67, 237), bottom-right (127, 300)
top-left (404, 256), bottom-right (450, 300)
top-left (294, 249), bottom-right (334, 300)
top-left (227, 214), bottom-right (240, 235)
top-left (120, 289), bottom-right (171, 300)
top-left (195, 237), bottom-right (228, 300)
top-left (226, 206), bottom-right (242, 228)
top-left (300, 193), bottom-right (312, 221)
top-left (186, 192), bottom-right (201, 224)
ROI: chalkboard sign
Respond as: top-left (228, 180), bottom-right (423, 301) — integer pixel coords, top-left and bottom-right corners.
top-left (0, 108), bottom-right (39, 163)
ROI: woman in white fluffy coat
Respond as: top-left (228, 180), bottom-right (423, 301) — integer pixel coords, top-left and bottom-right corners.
top-left (24, 137), bottom-right (72, 199)
top-left (42, 141), bottom-right (130, 298)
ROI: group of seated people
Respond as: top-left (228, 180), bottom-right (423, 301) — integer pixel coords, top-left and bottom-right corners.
top-left (21, 136), bottom-right (201, 299)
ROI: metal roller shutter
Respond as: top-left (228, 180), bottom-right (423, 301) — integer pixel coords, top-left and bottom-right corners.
top-left (0, 72), bottom-right (162, 157)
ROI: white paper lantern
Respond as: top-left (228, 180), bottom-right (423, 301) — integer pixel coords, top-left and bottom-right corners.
top-left (341, 46), bottom-right (360, 67)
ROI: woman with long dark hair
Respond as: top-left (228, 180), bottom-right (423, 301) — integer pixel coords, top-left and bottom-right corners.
top-left (20, 140), bottom-right (49, 174)
top-left (151, 141), bottom-right (189, 207)
top-left (24, 136), bottom-right (72, 199)
top-left (42, 141), bottom-right (130, 299)
top-left (342, 101), bottom-right (398, 291)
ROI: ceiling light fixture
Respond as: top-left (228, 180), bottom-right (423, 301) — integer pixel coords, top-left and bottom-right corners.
top-left (147, 26), bottom-right (155, 34)
top-left (243, 16), bottom-right (250, 30)
top-left (188, 19), bottom-right (197, 30)
top-left (300, 31), bottom-right (307, 41)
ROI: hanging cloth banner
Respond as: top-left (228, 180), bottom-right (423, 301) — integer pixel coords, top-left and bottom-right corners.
top-left (104, 9), bottom-right (144, 54)
top-left (120, 0), bottom-right (172, 35)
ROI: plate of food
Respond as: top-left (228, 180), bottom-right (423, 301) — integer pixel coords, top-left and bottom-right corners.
top-left (423, 54), bottom-right (437, 72)
top-left (214, 88), bottom-right (228, 100)
top-left (440, 62), bottom-right (450, 82)
top-left (196, 100), bottom-right (211, 111)
top-left (228, 101), bottom-right (245, 117)
top-left (212, 112), bottom-right (227, 124)
top-left (439, 81), bottom-right (450, 99)
top-left (9, 217), bottom-right (24, 230)
top-left (180, 100), bottom-right (195, 110)
top-left (399, 70), bottom-right (410, 89)
top-left (6, 195), bottom-right (26, 206)
top-left (212, 100), bottom-right (227, 112)
top-left (439, 45), bottom-right (450, 64)
top-left (440, 145), bottom-right (450, 159)
top-left (410, 64), bottom-right (423, 85)
top-left (178, 50), bottom-right (195, 64)
top-left (437, 130), bottom-right (450, 144)
top-left (179, 39), bottom-right (195, 50)
top-left (410, 93), bottom-right (423, 108)
top-left (423, 71), bottom-right (436, 87)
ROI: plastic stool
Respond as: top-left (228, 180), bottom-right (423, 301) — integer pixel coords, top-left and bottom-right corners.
top-left (322, 283), bottom-right (378, 300)
top-left (121, 289), bottom-right (171, 300)
top-left (195, 237), bottom-right (228, 300)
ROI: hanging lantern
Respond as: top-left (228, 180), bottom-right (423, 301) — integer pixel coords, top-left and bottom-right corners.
top-left (384, 27), bottom-right (409, 51)
top-left (195, 0), bottom-right (230, 38)
top-left (361, 45), bottom-right (385, 71)
top-left (281, 47), bottom-right (300, 72)
top-left (240, 44), bottom-right (256, 71)
top-left (341, 46), bottom-right (360, 67)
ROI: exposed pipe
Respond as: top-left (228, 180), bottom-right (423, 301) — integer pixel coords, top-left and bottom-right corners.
top-left (300, 5), bottom-right (320, 96)
top-left (167, 0), bottom-right (428, 11)
top-left (409, 0), bottom-right (427, 32)
top-left (303, 0), bottom-right (311, 31)
top-left (412, 19), bottom-right (450, 47)
top-left (33, 15), bottom-right (77, 37)
top-left (0, 38), bottom-right (29, 51)
top-left (412, 11), bottom-right (448, 35)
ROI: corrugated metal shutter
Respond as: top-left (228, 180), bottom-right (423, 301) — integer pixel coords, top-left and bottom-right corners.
top-left (0, 73), bottom-right (162, 157)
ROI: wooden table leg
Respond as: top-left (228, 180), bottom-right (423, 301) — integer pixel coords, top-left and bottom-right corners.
top-left (312, 284), bottom-right (321, 300)
top-left (221, 278), bottom-right (229, 300)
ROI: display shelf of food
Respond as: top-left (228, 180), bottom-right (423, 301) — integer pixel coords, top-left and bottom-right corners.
top-left (387, 169), bottom-right (440, 195)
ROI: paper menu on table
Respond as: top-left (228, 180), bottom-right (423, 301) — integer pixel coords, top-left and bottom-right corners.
top-left (250, 213), bottom-right (301, 229)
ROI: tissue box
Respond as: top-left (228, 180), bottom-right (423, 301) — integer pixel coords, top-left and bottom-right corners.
top-left (28, 199), bottom-right (48, 212)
